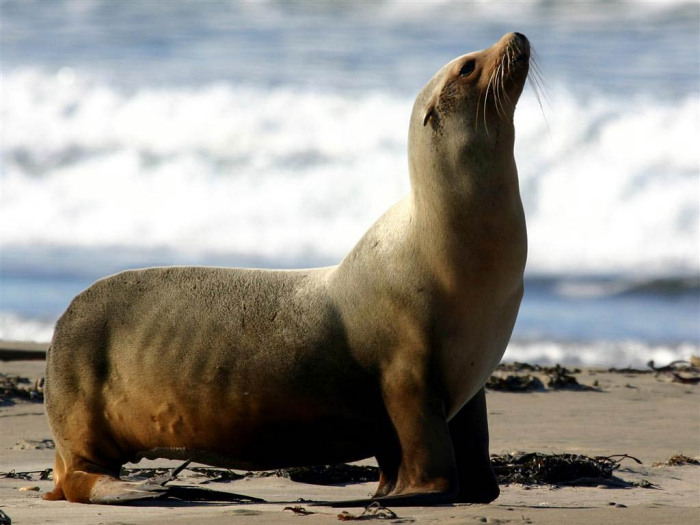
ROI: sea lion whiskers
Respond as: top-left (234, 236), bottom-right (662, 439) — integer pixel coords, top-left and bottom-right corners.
top-left (495, 59), bottom-right (508, 120)
top-left (481, 61), bottom-right (500, 133)
top-left (490, 61), bottom-right (504, 121)
top-left (501, 47), bottom-right (516, 107)
top-left (527, 49), bottom-right (550, 134)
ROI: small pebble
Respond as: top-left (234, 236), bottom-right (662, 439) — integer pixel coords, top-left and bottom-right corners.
top-left (615, 503), bottom-right (627, 508)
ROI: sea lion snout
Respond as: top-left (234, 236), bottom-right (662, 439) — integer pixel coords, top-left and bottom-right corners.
top-left (502, 32), bottom-right (529, 50)
top-left (502, 32), bottom-right (530, 63)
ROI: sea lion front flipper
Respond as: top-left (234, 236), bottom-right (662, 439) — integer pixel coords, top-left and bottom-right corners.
top-left (374, 366), bottom-right (459, 503)
top-left (448, 387), bottom-right (499, 503)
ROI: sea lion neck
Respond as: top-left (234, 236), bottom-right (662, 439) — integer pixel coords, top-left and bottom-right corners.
top-left (407, 32), bottom-right (529, 228)
top-left (407, 118), bottom-right (520, 228)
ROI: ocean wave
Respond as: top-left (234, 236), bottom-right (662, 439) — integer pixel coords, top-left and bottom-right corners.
top-left (0, 313), bottom-right (55, 344)
top-left (551, 276), bottom-right (700, 300)
top-left (505, 339), bottom-right (699, 369)
top-left (2, 69), bottom-right (698, 275)
top-left (1, 308), bottom-right (695, 370)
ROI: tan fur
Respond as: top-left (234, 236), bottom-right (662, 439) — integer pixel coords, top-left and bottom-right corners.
top-left (44, 33), bottom-right (530, 505)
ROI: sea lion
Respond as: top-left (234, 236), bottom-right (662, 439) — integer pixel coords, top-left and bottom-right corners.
top-left (44, 32), bottom-right (529, 505)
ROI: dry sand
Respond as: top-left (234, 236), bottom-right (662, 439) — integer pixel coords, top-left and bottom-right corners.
top-left (1, 352), bottom-right (698, 524)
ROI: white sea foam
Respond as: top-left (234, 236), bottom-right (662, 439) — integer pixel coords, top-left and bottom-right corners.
top-left (0, 313), bottom-right (55, 344)
top-left (504, 340), bottom-right (700, 369)
top-left (1, 68), bottom-right (698, 275)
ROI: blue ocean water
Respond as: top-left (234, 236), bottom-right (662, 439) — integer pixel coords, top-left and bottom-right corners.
top-left (1, 0), bottom-right (699, 367)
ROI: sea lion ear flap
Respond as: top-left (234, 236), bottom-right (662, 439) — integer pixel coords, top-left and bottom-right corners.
top-left (422, 85), bottom-right (442, 127)
top-left (423, 104), bottom-right (436, 126)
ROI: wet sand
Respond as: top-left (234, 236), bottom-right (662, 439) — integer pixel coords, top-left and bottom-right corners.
top-left (1, 349), bottom-right (698, 524)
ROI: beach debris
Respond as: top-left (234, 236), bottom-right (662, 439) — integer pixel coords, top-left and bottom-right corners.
top-left (12, 439), bottom-right (54, 451)
top-left (631, 479), bottom-right (658, 489)
top-left (3, 452), bottom-right (652, 503)
top-left (486, 374), bottom-right (544, 392)
top-left (0, 374), bottom-right (44, 405)
top-left (122, 466), bottom-right (180, 482)
top-left (648, 360), bottom-right (700, 384)
top-left (121, 462), bottom-right (379, 486)
top-left (18, 486), bottom-right (40, 492)
top-left (152, 459), bottom-right (191, 486)
top-left (491, 452), bottom-right (641, 486)
top-left (496, 362), bottom-right (542, 372)
top-left (188, 466), bottom-right (245, 482)
top-left (284, 505), bottom-right (315, 515)
top-left (337, 502), bottom-right (397, 521)
top-left (260, 464), bottom-right (380, 485)
top-left (652, 454), bottom-right (700, 467)
top-left (606, 366), bottom-right (649, 374)
top-left (545, 365), bottom-right (597, 390)
top-left (488, 363), bottom-right (598, 392)
top-left (669, 373), bottom-right (700, 385)
top-left (0, 469), bottom-right (52, 481)
top-left (648, 360), bottom-right (690, 373)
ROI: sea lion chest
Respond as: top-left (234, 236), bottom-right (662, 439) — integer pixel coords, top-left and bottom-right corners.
top-left (424, 206), bottom-right (527, 419)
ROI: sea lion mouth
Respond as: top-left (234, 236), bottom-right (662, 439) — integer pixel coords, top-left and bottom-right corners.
top-left (506, 33), bottom-right (531, 68)
top-left (513, 53), bottom-right (530, 66)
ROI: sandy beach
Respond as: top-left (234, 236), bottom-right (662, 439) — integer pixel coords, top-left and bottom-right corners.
top-left (1, 349), bottom-right (698, 525)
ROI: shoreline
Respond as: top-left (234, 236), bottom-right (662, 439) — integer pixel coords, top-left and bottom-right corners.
top-left (1, 358), bottom-right (699, 524)
top-left (0, 341), bottom-right (49, 361)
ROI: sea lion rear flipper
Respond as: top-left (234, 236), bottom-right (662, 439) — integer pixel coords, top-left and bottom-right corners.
top-left (89, 479), bottom-right (169, 504)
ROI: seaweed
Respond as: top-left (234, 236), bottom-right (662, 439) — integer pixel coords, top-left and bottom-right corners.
top-left (545, 365), bottom-right (598, 391)
top-left (12, 439), bottom-right (55, 450)
top-left (0, 374), bottom-right (44, 405)
top-left (488, 363), bottom-right (597, 392)
top-left (485, 374), bottom-right (544, 392)
top-left (652, 454), bottom-right (700, 467)
top-left (491, 452), bottom-right (642, 486)
top-left (606, 366), bottom-right (650, 374)
top-left (266, 464), bottom-right (380, 485)
top-left (3, 453), bottom-right (651, 495)
top-left (284, 505), bottom-right (315, 515)
top-left (0, 469), bottom-right (52, 481)
top-left (188, 467), bottom-right (245, 482)
top-left (648, 360), bottom-right (700, 384)
top-left (338, 502), bottom-right (397, 521)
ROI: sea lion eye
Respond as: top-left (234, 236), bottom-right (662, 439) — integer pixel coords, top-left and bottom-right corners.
top-left (459, 60), bottom-right (475, 77)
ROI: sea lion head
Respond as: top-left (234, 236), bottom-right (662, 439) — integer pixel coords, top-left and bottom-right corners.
top-left (409, 33), bottom-right (530, 184)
